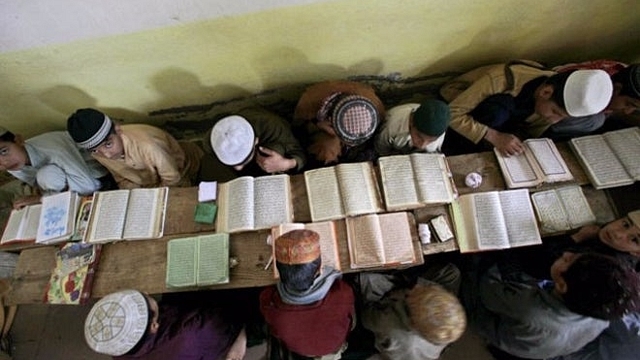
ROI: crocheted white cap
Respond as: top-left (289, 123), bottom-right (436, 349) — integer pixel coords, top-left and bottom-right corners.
top-left (563, 69), bottom-right (613, 117)
top-left (84, 290), bottom-right (149, 356)
top-left (209, 115), bottom-right (255, 166)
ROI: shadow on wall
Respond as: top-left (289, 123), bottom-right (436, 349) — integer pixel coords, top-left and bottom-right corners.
top-left (37, 85), bottom-right (144, 125)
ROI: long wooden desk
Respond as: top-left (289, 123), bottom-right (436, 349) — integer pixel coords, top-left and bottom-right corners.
top-left (6, 145), bottom-right (618, 305)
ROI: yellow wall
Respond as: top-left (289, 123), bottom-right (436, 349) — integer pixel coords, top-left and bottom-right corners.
top-left (2, 0), bottom-right (639, 137)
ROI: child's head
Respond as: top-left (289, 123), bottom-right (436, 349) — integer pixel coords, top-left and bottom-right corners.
top-left (274, 229), bottom-right (322, 292)
top-left (207, 115), bottom-right (258, 171)
top-left (535, 69), bottom-right (613, 123)
top-left (0, 126), bottom-right (29, 172)
top-left (405, 283), bottom-right (466, 346)
top-left (551, 252), bottom-right (640, 320)
top-left (67, 108), bottom-right (124, 160)
top-left (84, 290), bottom-right (159, 356)
top-left (598, 210), bottom-right (640, 256)
top-left (409, 99), bottom-right (451, 151)
top-left (609, 64), bottom-right (640, 115)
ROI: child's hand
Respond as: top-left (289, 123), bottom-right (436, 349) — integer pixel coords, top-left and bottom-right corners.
top-left (12, 195), bottom-right (42, 209)
top-left (571, 224), bottom-right (601, 243)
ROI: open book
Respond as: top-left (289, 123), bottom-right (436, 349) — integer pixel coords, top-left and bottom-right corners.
top-left (36, 191), bottom-right (80, 245)
top-left (166, 233), bottom-right (230, 288)
top-left (494, 138), bottom-right (573, 188)
top-left (346, 212), bottom-right (419, 269)
top-left (451, 189), bottom-right (541, 253)
top-left (531, 186), bottom-right (596, 234)
top-left (216, 174), bottom-right (293, 233)
top-left (1, 204), bottom-right (42, 244)
top-left (271, 221), bottom-right (340, 277)
top-left (378, 153), bottom-right (457, 211)
top-left (569, 127), bottom-right (640, 189)
top-left (305, 162), bottom-right (383, 222)
top-left (84, 187), bottom-right (168, 244)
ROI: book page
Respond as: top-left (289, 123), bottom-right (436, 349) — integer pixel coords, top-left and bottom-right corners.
top-left (220, 177), bottom-right (255, 232)
top-left (306, 221), bottom-right (340, 271)
top-left (556, 186), bottom-right (596, 228)
top-left (458, 191), bottom-right (510, 251)
top-left (2, 207), bottom-right (28, 243)
top-left (122, 188), bottom-right (166, 239)
top-left (196, 233), bottom-right (229, 285)
top-left (494, 148), bottom-right (541, 188)
top-left (36, 191), bottom-right (75, 244)
top-left (378, 155), bottom-right (419, 211)
top-left (346, 214), bottom-right (385, 268)
top-left (411, 153), bottom-right (455, 204)
top-left (526, 138), bottom-right (573, 182)
top-left (377, 212), bottom-right (415, 264)
top-left (336, 162), bottom-right (381, 217)
top-left (22, 204), bottom-right (42, 241)
top-left (253, 174), bottom-right (292, 230)
top-left (604, 128), bottom-right (640, 180)
top-left (571, 135), bottom-right (632, 189)
top-left (498, 189), bottom-right (541, 247)
top-left (305, 167), bottom-right (344, 222)
top-left (531, 190), bottom-right (571, 233)
top-left (166, 237), bottom-right (197, 287)
top-left (86, 190), bottom-right (129, 243)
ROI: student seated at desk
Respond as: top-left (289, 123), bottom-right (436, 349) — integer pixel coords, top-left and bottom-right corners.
top-left (375, 99), bottom-right (451, 156)
top-left (67, 108), bottom-right (203, 189)
top-left (293, 80), bottom-right (384, 165)
top-left (545, 62), bottom-right (640, 138)
top-left (357, 262), bottom-right (466, 360)
top-left (84, 289), bottom-right (247, 360)
top-left (461, 251), bottom-right (640, 359)
top-left (203, 107), bottom-right (306, 180)
top-left (0, 126), bottom-right (111, 208)
top-left (439, 60), bottom-right (613, 156)
top-left (260, 229), bottom-right (356, 360)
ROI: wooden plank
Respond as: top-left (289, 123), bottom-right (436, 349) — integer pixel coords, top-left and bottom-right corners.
top-left (6, 247), bottom-right (56, 305)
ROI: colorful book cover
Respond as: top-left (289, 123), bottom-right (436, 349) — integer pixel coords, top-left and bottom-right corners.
top-left (44, 242), bottom-right (102, 304)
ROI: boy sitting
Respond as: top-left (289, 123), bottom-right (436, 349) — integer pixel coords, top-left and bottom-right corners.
top-left (0, 126), bottom-right (109, 208)
top-left (67, 108), bottom-right (203, 189)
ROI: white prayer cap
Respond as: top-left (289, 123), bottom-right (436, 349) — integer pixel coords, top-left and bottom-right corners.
top-left (629, 210), bottom-right (640, 229)
top-left (84, 290), bottom-right (149, 356)
top-left (209, 115), bottom-right (255, 166)
top-left (563, 69), bottom-right (613, 117)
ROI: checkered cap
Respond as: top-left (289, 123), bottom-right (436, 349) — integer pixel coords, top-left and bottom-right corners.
top-left (332, 95), bottom-right (379, 146)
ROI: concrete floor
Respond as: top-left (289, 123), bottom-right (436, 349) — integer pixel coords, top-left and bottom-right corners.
top-left (7, 300), bottom-right (495, 360)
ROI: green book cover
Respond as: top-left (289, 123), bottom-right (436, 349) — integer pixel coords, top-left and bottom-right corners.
top-left (194, 202), bottom-right (217, 224)
top-left (166, 233), bottom-right (229, 288)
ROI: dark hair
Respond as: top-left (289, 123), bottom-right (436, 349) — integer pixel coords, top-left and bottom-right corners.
top-left (562, 252), bottom-right (640, 320)
top-left (611, 64), bottom-right (640, 99)
top-left (544, 71), bottom-right (575, 110)
top-left (0, 130), bottom-right (16, 143)
top-left (276, 257), bottom-right (321, 292)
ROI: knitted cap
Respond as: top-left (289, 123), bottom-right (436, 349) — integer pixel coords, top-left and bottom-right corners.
top-left (406, 283), bottom-right (466, 346)
top-left (332, 95), bottom-right (379, 146)
top-left (563, 70), bottom-right (613, 117)
top-left (67, 108), bottom-right (113, 149)
top-left (629, 210), bottom-right (640, 229)
top-left (413, 99), bottom-right (451, 136)
top-left (274, 229), bottom-right (321, 265)
top-left (209, 115), bottom-right (255, 166)
top-left (84, 290), bottom-right (149, 356)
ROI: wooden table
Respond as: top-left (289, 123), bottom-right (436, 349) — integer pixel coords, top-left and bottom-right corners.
top-left (5, 146), bottom-right (618, 305)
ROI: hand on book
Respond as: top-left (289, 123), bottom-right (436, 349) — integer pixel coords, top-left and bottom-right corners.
top-left (485, 128), bottom-right (524, 157)
top-left (12, 195), bottom-right (41, 210)
top-left (256, 147), bottom-right (296, 173)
